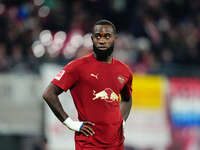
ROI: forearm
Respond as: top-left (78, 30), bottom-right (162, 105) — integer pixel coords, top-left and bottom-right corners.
top-left (43, 93), bottom-right (68, 122)
top-left (42, 88), bottom-right (95, 135)
top-left (120, 97), bottom-right (132, 121)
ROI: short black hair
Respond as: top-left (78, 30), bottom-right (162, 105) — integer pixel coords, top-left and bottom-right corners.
top-left (93, 19), bottom-right (117, 34)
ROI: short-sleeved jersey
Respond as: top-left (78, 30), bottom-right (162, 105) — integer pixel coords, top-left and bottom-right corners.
top-left (51, 53), bottom-right (133, 148)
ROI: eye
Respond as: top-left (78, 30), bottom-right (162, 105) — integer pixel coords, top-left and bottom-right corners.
top-left (95, 33), bottom-right (101, 39)
top-left (105, 33), bottom-right (111, 39)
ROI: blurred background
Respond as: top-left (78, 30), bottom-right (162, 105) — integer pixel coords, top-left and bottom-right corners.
top-left (0, 0), bottom-right (200, 150)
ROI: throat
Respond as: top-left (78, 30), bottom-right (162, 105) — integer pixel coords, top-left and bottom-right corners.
top-left (94, 53), bottom-right (113, 63)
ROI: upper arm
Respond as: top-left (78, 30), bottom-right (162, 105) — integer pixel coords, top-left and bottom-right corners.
top-left (43, 83), bottom-right (64, 99)
top-left (51, 62), bottom-right (79, 91)
top-left (49, 83), bottom-right (64, 95)
top-left (120, 72), bottom-right (133, 102)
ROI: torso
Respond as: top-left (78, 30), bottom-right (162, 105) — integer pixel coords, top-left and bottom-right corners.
top-left (70, 54), bottom-right (130, 124)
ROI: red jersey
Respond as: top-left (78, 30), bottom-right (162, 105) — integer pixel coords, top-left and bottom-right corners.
top-left (52, 53), bottom-right (133, 148)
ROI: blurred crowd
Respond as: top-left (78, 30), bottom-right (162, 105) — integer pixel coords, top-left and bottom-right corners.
top-left (0, 0), bottom-right (200, 74)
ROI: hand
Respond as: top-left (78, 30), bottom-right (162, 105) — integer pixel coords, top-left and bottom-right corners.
top-left (79, 121), bottom-right (95, 136)
top-left (63, 118), bottom-right (95, 136)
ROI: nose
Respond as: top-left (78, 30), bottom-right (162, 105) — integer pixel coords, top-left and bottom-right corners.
top-left (99, 37), bottom-right (106, 45)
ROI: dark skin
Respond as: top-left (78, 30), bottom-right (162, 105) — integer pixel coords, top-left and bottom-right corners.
top-left (42, 24), bottom-right (132, 137)
top-left (43, 83), bottom-right (95, 136)
top-left (92, 25), bottom-right (132, 121)
top-left (91, 25), bottom-right (117, 63)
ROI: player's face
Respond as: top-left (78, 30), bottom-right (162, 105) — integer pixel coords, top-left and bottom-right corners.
top-left (92, 25), bottom-right (116, 51)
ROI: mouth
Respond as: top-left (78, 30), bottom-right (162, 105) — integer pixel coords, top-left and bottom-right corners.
top-left (97, 47), bottom-right (108, 50)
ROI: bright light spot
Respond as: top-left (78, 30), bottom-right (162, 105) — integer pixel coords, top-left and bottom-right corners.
top-left (83, 33), bottom-right (93, 47)
top-left (0, 3), bottom-right (5, 15)
top-left (32, 41), bottom-right (45, 57)
top-left (39, 30), bottom-right (52, 46)
top-left (47, 44), bottom-right (60, 57)
top-left (63, 44), bottom-right (78, 59)
top-left (33, 0), bottom-right (45, 6)
top-left (54, 31), bottom-right (67, 44)
top-left (46, 31), bottom-right (67, 57)
top-left (38, 6), bottom-right (50, 18)
top-left (70, 33), bottom-right (83, 48)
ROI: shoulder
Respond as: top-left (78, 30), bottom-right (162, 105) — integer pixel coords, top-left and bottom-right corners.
top-left (64, 54), bottom-right (92, 70)
top-left (113, 58), bottom-right (132, 74)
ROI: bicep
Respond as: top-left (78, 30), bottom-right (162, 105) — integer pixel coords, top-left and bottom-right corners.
top-left (44, 83), bottom-right (64, 98)
top-left (120, 86), bottom-right (131, 102)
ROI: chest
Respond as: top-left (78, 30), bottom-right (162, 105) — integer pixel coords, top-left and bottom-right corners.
top-left (78, 64), bottom-right (128, 93)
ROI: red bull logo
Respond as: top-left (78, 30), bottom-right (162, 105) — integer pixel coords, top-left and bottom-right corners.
top-left (93, 88), bottom-right (119, 102)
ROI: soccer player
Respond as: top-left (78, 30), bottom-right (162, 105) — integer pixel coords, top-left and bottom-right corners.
top-left (42, 19), bottom-right (133, 150)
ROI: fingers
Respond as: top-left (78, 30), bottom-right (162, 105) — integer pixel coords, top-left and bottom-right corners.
top-left (79, 121), bottom-right (95, 136)
top-left (79, 128), bottom-right (89, 136)
top-left (85, 125), bottom-right (95, 135)
top-left (84, 121), bottom-right (95, 126)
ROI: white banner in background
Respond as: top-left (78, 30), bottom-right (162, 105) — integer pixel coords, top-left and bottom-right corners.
top-left (41, 64), bottom-right (77, 150)
top-left (0, 73), bottom-right (42, 135)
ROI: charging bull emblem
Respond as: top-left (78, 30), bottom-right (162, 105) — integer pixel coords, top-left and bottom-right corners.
top-left (93, 88), bottom-right (119, 102)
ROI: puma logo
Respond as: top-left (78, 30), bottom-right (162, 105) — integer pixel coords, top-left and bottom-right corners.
top-left (90, 73), bottom-right (98, 79)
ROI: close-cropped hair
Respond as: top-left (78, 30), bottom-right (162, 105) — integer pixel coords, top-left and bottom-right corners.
top-left (93, 19), bottom-right (117, 34)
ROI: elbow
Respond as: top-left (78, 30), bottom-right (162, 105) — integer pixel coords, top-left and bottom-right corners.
top-left (42, 89), bottom-right (50, 102)
top-left (42, 84), bottom-right (61, 103)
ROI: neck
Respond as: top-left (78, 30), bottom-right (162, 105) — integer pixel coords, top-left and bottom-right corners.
top-left (93, 53), bottom-right (112, 63)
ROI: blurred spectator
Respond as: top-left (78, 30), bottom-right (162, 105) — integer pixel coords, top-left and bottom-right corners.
top-left (0, 43), bottom-right (10, 71)
top-left (11, 44), bottom-right (23, 65)
top-left (0, 0), bottom-right (200, 75)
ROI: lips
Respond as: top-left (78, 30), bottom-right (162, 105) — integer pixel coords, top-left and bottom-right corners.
top-left (97, 47), bottom-right (108, 50)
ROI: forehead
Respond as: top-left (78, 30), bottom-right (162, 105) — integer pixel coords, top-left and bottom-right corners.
top-left (93, 25), bottom-right (114, 34)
